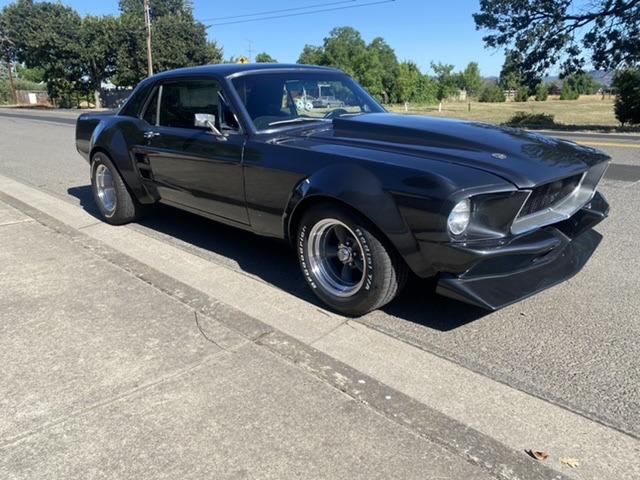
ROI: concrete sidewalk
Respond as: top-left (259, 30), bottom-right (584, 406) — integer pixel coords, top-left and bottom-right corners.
top-left (0, 200), bottom-right (491, 479)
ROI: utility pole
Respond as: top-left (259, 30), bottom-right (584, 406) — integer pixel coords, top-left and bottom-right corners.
top-left (7, 61), bottom-right (17, 105)
top-left (143, 0), bottom-right (153, 76)
top-left (246, 39), bottom-right (254, 63)
top-left (0, 34), bottom-right (17, 105)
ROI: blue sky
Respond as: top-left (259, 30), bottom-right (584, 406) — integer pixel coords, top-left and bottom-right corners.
top-left (0, 0), bottom-right (507, 76)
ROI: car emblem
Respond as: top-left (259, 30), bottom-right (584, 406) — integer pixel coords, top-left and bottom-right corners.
top-left (491, 153), bottom-right (507, 160)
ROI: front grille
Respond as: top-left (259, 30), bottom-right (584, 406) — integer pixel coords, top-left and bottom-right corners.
top-left (519, 174), bottom-right (582, 217)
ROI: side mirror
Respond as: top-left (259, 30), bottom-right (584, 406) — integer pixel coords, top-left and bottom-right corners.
top-left (194, 113), bottom-right (227, 140)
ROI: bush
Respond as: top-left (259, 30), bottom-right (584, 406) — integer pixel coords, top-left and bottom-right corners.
top-left (534, 83), bottom-right (548, 101)
top-left (514, 86), bottom-right (529, 102)
top-left (0, 80), bottom-right (12, 104)
top-left (559, 80), bottom-right (579, 100)
top-left (503, 111), bottom-right (557, 128)
top-left (479, 83), bottom-right (506, 102)
top-left (612, 69), bottom-right (640, 126)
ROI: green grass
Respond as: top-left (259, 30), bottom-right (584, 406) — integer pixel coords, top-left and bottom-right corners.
top-left (386, 95), bottom-right (639, 132)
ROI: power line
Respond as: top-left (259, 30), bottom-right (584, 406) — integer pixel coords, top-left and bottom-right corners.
top-left (204, 0), bottom-right (396, 27)
top-left (200, 0), bottom-right (363, 22)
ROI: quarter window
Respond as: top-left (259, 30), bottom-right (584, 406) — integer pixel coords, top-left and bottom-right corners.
top-left (141, 88), bottom-right (159, 125)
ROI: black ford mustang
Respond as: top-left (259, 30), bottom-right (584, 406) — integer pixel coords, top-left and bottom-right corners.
top-left (76, 64), bottom-right (610, 316)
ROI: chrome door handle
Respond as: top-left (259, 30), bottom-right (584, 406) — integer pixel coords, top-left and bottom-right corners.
top-left (143, 131), bottom-right (160, 139)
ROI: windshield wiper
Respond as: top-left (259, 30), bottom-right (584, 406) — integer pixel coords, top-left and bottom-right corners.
top-left (266, 117), bottom-right (331, 127)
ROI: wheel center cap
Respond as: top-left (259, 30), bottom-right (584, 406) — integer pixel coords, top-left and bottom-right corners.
top-left (337, 246), bottom-right (353, 264)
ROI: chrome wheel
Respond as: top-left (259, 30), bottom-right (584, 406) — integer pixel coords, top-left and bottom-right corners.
top-left (307, 219), bottom-right (366, 297)
top-left (95, 163), bottom-right (116, 214)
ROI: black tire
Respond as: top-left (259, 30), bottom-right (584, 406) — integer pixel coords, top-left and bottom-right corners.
top-left (297, 204), bottom-right (408, 316)
top-left (91, 152), bottom-right (145, 225)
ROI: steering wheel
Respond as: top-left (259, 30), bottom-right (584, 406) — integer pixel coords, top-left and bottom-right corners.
top-left (323, 109), bottom-right (349, 120)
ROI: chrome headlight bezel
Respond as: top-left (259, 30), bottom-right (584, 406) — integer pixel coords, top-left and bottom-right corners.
top-left (447, 198), bottom-right (471, 237)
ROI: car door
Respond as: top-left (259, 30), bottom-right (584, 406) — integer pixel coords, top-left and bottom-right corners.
top-left (139, 78), bottom-right (249, 225)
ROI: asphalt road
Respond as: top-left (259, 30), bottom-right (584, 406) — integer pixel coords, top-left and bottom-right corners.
top-left (1, 108), bottom-right (638, 438)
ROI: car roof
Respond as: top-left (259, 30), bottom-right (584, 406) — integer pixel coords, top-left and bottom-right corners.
top-left (152, 63), bottom-right (342, 80)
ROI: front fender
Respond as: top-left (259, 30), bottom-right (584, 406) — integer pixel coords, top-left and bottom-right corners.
top-left (285, 164), bottom-right (427, 275)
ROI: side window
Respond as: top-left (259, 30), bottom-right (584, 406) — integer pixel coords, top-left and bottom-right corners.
top-left (141, 88), bottom-right (159, 125)
top-left (158, 80), bottom-right (220, 130)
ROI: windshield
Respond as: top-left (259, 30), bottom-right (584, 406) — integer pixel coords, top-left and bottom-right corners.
top-left (231, 71), bottom-right (384, 131)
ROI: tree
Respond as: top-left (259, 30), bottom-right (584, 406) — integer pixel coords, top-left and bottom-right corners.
top-left (559, 79), bottom-right (580, 100)
top-left (613, 69), bottom-right (640, 125)
top-left (514, 86), bottom-right (529, 102)
top-left (255, 52), bottom-right (277, 63)
top-left (79, 16), bottom-right (119, 108)
top-left (205, 41), bottom-right (224, 64)
top-left (535, 83), bottom-right (548, 101)
top-left (459, 62), bottom-right (483, 96)
top-left (431, 62), bottom-right (459, 101)
top-left (298, 45), bottom-right (325, 65)
top-left (15, 64), bottom-right (44, 83)
top-left (295, 27), bottom-right (400, 103)
top-left (367, 37), bottom-right (399, 103)
top-left (564, 71), bottom-right (600, 95)
top-left (321, 27), bottom-right (368, 78)
top-left (396, 61), bottom-right (421, 104)
top-left (499, 51), bottom-right (524, 91)
top-left (415, 75), bottom-right (438, 104)
top-left (474, 1), bottom-right (640, 83)
top-left (1, 0), bottom-right (83, 102)
top-left (479, 82), bottom-right (506, 102)
top-left (114, 0), bottom-right (220, 86)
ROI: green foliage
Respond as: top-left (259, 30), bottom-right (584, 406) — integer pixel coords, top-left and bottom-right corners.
top-left (499, 51), bottom-right (524, 91)
top-left (295, 27), bottom-right (397, 102)
top-left (459, 62), bottom-right (483, 96)
top-left (1, 0), bottom-right (83, 100)
top-left (503, 111), bottom-right (557, 128)
top-left (0, 78), bottom-right (45, 104)
top-left (254, 52), bottom-right (277, 63)
top-left (431, 62), bottom-right (458, 101)
top-left (559, 80), bottom-right (580, 100)
top-left (0, 79), bottom-right (11, 103)
top-left (612, 69), bottom-right (640, 126)
top-left (396, 61), bottom-right (420, 103)
top-left (114, 0), bottom-right (217, 86)
top-left (474, 1), bottom-right (640, 83)
top-left (415, 75), bottom-right (438, 104)
top-left (16, 64), bottom-right (44, 83)
top-left (79, 15), bottom-right (119, 105)
top-left (514, 86), bottom-right (529, 102)
top-left (367, 37), bottom-right (400, 103)
top-left (205, 41), bottom-right (223, 65)
top-left (297, 45), bottom-right (325, 65)
top-left (479, 83), bottom-right (506, 102)
top-left (564, 72), bottom-right (601, 95)
top-left (534, 83), bottom-right (548, 101)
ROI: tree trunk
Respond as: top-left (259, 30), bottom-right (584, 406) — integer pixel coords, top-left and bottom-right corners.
top-left (94, 89), bottom-right (101, 109)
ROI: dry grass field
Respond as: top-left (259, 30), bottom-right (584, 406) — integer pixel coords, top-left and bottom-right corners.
top-left (386, 95), bottom-right (628, 131)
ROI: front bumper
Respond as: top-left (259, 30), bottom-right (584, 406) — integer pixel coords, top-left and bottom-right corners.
top-left (434, 192), bottom-right (609, 310)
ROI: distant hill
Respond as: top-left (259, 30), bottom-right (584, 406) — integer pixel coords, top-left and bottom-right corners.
top-left (482, 71), bottom-right (613, 87)
top-left (543, 70), bottom-right (614, 87)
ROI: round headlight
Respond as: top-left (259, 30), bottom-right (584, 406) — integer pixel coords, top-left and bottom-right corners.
top-left (447, 199), bottom-right (471, 236)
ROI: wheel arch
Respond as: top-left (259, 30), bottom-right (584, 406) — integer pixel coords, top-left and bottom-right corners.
top-left (90, 124), bottom-right (158, 205)
top-left (284, 165), bottom-right (425, 275)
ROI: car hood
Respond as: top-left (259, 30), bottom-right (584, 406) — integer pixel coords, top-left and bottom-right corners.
top-left (299, 113), bottom-right (610, 188)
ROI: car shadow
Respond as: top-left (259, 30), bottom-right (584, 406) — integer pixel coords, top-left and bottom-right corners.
top-left (68, 185), bottom-right (489, 331)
